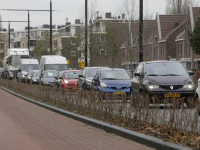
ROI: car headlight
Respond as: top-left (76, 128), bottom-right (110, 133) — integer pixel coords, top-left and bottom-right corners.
top-left (100, 82), bottom-right (107, 88)
top-left (9, 72), bottom-right (13, 77)
top-left (148, 82), bottom-right (159, 89)
top-left (64, 80), bottom-right (68, 84)
top-left (183, 81), bottom-right (193, 89)
top-left (33, 79), bottom-right (37, 82)
top-left (22, 74), bottom-right (25, 78)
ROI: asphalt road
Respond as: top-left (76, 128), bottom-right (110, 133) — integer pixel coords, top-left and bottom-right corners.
top-left (0, 88), bottom-right (155, 150)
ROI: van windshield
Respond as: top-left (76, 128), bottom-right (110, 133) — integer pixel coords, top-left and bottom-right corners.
top-left (45, 64), bottom-right (68, 71)
top-left (21, 64), bottom-right (39, 72)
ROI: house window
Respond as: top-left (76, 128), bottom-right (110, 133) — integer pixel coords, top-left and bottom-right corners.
top-left (160, 46), bottom-right (162, 56)
top-left (181, 44), bottom-right (183, 55)
top-left (71, 40), bottom-right (76, 45)
top-left (100, 49), bottom-right (106, 55)
top-left (154, 47), bottom-right (156, 57)
top-left (26, 42), bottom-right (28, 48)
top-left (5, 44), bottom-right (7, 49)
top-left (100, 36), bottom-right (106, 42)
top-left (162, 46), bottom-right (165, 56)
top-left (71, 51), bottom-right (76, 57)
top-left (22, 43), bottom-right (24, 48)
top-left (186, 44), bottom-right (188, 55)
top-left (178, 45), bottom-right (180, 55)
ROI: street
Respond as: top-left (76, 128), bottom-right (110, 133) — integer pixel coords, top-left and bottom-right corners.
top-left (0, 88), bottom-right (154, 150)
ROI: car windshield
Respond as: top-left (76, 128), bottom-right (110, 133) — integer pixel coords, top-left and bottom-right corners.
top-left (21, 64), bottom-right (39, 72)
top-left (45, 64), bottom-right (68, 71)
top-left (65, 71), bottom-right (82, 79)
top-left (86, 68), bottom-right (104, 77)
top-left (33, 72), bottom-right (39, 77)
top-left (43, 71), bottom-right (57, 78)
top-left (100, 70), bottom-right (131, 80)
top-left (146, 62), bottom-right (188, 76)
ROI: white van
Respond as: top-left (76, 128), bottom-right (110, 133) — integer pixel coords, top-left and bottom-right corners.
top-left (17, 59), bottom-right (39, 82)
top-left (39, 55), bottom-right (68, 72)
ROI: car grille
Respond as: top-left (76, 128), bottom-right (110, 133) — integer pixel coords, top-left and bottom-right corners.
top-left (111, 87), bottom-right (127, 90)
top-left (68, 84), bottom-right (75, 86)
top-left (159, 85), bottom-right (183, 90)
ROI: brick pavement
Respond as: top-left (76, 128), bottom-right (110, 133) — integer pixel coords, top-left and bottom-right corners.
top-left (0, 88), bottom-right (155, 150)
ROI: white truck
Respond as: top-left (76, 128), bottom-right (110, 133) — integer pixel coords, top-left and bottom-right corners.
top-left (2, 48), bottom-right (29, 80)
top-left (39, 55), bottom-right (68, 72)
top-left (17, 59), bottom-right (39, 83)
top-left (39, 55), bottom-right (68, 81)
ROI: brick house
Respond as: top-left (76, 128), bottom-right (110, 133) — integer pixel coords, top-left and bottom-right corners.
top-left (89, 12), bottom-right (129, 68)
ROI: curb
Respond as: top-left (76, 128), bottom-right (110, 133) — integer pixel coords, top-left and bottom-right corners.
top-left (0, 86), bottom-right (192, 150)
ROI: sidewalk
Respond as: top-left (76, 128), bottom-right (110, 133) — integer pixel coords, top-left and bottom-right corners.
top-left (0, 88), bottom-right (154, 150)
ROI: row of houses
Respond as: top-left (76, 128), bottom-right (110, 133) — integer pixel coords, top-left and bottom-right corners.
top-left (0, 6), bottom-right (200, 71)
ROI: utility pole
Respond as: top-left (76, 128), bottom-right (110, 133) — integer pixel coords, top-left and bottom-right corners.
top-left (50, 0), bottom-right (52, 55)
top-left (85, 0), bottom-right (88, 67)
top-left (0, 7), bottom-right (56, 56)
top-left (0, 21), bottom-right (27, 48)
top-left (139, 0), bottom-right (143, 62)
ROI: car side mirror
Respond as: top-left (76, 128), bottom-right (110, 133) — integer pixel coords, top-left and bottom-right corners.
top-left (79, 74), bottom-right (83, 78)
top-left (6, 61), bottom-right (8, 64)
top-left (189, 71), bottom-right (194, 76)
top-left (18, 69), bottom-right (21, 72)
top-left (93, 77), bottom-right (97, 81)
top-left (134, 73), bottom-right (141, 77)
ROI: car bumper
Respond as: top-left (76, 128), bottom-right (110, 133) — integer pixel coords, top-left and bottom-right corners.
top-left (98, 87), bottom-right (131, 95)
top-left (42, 83), bottom-right (55, 87)
top-left (148, 91), bottom-right (195, 98)
top-left (62, 84), bottom-right (78, 89)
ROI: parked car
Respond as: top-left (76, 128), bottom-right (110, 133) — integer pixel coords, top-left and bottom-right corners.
top-left (26, 70), bottom-right (35, 83)
top-left (77, 67), bottom-right (108, 90)
top-left (54, 71), bottom-right (65, 88)
top-left (131, 61), bottom-right (195, 101)
top-left (30, 70), bottom-right (40, 84)
top-left (39, 70), bottom-right (58, 87)
top-left (60, 70), bottom-right (82, 89)
top-left (91, 68), bottom-right (131, 95)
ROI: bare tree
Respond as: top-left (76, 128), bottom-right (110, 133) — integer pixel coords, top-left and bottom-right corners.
top-left (165, 0), bottom-right (199, 15)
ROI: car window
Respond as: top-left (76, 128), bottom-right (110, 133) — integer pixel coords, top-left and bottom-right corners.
top-left (65, 72), bottom-right (82, 79)
top-left (146, 62), bottom-right (188, 76)
top-left (100, 70), bottom-right (131, 80)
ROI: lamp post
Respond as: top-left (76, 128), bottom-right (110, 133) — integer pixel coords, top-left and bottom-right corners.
top-left (139, 0), bottom-right (143, 62)
top-left (0, 7), bottom-right (56, 55)
top-left (85, 0), bottom-right (88, 67)
top-left (0, 21), bottom-right (28, 48)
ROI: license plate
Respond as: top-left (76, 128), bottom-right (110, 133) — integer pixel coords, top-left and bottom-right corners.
top-left (51, 84), bottom-right (54, 87)
top-left (165, 93), bottom-right (180, 97)
top-left (73, 87), bottom-right (78, 90)
top-left (114, 91), bottom-right (126, 94)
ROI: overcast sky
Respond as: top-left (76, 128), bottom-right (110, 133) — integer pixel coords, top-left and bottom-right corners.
top-left (0, 0), bottom-right (167, 31)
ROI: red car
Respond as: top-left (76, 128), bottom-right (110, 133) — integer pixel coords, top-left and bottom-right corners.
top-left (60, 70), bottom-right (82, 90)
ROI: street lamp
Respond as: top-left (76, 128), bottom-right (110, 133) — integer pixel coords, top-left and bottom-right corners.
top-left (0, 6), bottom-right (56, 55)
top-left (0, 21), bottom-right (28, 48)
top-left (139, 0), bottom-right (143, 62)
top-left (85, 0), bottom-right (88, 67)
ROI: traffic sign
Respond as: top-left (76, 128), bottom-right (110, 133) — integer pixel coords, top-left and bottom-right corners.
top-left (80, 61), bottom-right (85, 68)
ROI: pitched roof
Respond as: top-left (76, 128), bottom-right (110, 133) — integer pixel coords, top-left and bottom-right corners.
top-left (159, 15), bottom-right (186, 38)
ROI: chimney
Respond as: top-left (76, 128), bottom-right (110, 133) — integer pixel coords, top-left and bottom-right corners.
top-left (122, 14), bottom-right (125, 19)
top-left (75, 19), bottom-right (81, 24)
top-left (66, 18), bottom-right (71, 26)
top-left (105, 12), bottom-right (112, 18)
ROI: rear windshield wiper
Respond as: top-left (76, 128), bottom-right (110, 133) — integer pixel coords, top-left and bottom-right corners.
top-left (147, 74), bottom-right (159, 76)
top-left (161, 74), bottom-right (179, 76)
top-left (102, 78), bottom-right (117, 80)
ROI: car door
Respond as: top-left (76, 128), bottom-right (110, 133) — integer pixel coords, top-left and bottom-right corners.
top-left (91, 71), bottom-right (99, 91)
top-left (131, 63), bottom-right (144, 96)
